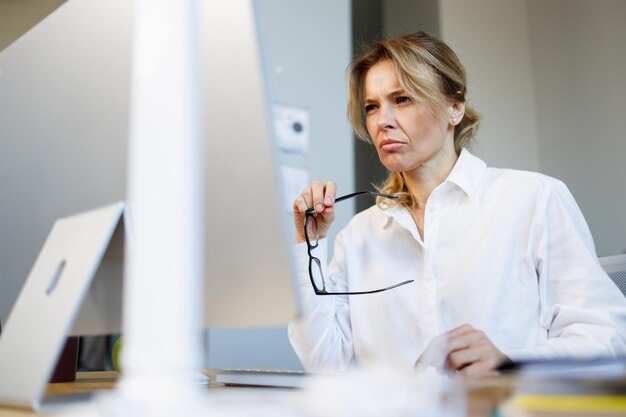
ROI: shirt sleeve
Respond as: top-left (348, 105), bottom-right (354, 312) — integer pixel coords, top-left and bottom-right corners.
top-left (505, 180), bottom-right (626, 361)
top-left (287, 235), bottom-right (355, 371)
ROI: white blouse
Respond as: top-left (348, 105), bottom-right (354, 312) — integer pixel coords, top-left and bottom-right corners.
top-left (288, 149), bottom-right (626, 372)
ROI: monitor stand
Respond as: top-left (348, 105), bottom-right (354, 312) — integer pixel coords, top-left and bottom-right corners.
top-left (0, 202), bottom-right (125, 410)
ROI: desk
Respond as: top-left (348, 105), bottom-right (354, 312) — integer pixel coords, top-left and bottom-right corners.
top-left (0, 371), bottom-right (512, 417)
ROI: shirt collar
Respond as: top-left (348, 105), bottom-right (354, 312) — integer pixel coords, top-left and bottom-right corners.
top-left (445, 147), bottom-right (487, 201)
top-left (381, 148), bottom-right (487, 227)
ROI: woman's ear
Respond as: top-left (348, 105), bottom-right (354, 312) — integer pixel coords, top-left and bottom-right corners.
top-left (449, 101), bottom-right (465, 126)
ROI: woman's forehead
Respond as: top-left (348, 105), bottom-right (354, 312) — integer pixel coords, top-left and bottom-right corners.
top-left (364, 61), bottom-right (399, 93)
top-left (363, 60), bottom-right (435, 97)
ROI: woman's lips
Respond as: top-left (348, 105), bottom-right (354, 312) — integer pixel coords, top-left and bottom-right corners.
top-left (379, 139), bottom-right (404, 151)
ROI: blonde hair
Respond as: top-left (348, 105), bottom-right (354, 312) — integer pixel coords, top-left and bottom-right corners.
top-left (347, 31), bottom-right (481, 208)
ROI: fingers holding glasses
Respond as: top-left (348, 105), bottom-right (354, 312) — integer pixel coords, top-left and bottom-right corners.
top-left (316, 180), bottom-right (336, 215)
top-left (293, 180), bottom-right (336, 214)
top-left (293, 180), bottom-right (337, 244)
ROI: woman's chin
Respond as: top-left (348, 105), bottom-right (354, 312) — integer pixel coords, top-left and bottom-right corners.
top-left (379, 157), bottom-right (412, 173)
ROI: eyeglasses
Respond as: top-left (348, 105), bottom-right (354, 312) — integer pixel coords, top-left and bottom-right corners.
top-left (304, 191), bottom-right (414, 296)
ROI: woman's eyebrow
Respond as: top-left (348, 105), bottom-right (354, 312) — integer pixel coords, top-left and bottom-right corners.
top-left (388, 89), bottom-right (407, 98)
top-left (364, 89), bottom-right (406, 103)
top-left (363, 97), bottom-right (376, 105)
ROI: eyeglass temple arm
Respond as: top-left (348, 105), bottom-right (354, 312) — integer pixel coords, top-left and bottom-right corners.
top-left (334, 191), bottom-right (398, 203)
top-left (315, 278), bottom-right (414, 296)
top-left (305, 191), bottom-right (396, 214)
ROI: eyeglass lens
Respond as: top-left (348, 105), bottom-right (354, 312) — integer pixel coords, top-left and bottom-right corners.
top-left (305, 213), bottom-right (319, 248)
top-left (309, 257), bottom-right (325, 292)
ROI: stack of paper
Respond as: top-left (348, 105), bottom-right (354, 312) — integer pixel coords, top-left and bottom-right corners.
top-left (498, 358), bottom-right (626, 416)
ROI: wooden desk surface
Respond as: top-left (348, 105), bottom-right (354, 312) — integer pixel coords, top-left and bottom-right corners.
top-left (0, 371), bottom-right (511, 417)
top-left (45, 371), bottom-right (118, 396)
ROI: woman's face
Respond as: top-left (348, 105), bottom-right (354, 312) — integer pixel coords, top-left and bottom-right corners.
top-left (363, 60), bottom-right (460, 174)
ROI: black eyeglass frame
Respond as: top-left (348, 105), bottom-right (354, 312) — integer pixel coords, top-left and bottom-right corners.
top-left (304, 191), bottom-right (414, 296)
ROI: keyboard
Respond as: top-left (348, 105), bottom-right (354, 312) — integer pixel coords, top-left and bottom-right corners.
top-left (213, 369), bottom-right (308, 389)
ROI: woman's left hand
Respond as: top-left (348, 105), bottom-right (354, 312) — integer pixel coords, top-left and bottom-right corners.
top-left (415, 324), bottom-right (510, 378)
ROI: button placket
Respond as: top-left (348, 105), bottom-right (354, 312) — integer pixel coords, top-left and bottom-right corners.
top-left (424, 190), bottom-right (447, 334)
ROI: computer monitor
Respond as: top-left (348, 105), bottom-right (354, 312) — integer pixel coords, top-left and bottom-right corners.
top-left (0, 0), bottom-right (297, 339)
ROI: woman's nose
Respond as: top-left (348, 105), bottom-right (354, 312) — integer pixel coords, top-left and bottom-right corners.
top-left (377, 105), bottom-right (396, 130)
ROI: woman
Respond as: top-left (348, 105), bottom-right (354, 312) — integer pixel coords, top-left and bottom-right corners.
top-left (289, 31), bottom-right (626, 378)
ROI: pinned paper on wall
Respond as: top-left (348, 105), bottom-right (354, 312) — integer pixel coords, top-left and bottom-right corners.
top-left (281, 165), bottom-right (310, 213)
top-left (272, 103), bottom-right (310, 155)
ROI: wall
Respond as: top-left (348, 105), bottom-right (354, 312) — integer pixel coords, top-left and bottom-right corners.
top-left (527, 0), bottom-right (626, 256)
top-left (439, 0), bottom-right (540, 171)
top-left (383, 0), bottom-right (440, 38)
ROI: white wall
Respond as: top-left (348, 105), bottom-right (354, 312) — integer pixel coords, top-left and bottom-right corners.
top-left (439, 0), bottom-right (626, 256)
top-left (439, 0), bottom-right (540, 171)
top-left (527, 0), bottom-right (626, 256)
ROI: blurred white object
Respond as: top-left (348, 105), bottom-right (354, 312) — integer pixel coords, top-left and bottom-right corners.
top-left (106, 0), bottom-right (206, 414)
top-left (300, 363), bottom-right (466, 417)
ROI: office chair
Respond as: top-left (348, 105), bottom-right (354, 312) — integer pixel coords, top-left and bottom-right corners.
top-left (599, 254), bottom-right (626, 298)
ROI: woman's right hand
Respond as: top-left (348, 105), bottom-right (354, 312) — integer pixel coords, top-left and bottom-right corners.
top-left (293, 180), bottom-right (336, 244)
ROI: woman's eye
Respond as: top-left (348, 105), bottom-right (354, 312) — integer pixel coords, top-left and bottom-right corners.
top-left (396, 96), bottom-right (411, 104)
top-left (364, 104), bottom-right (377, 113)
